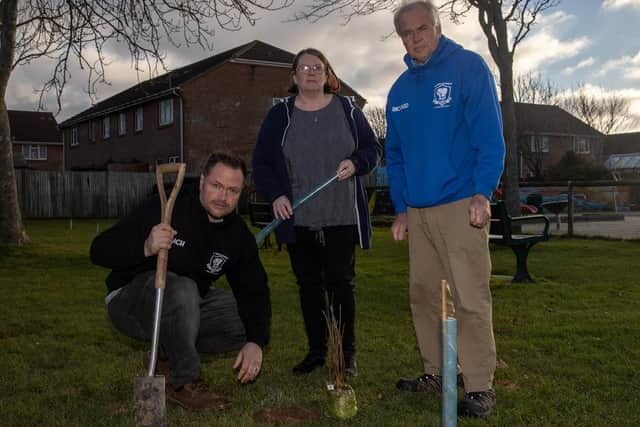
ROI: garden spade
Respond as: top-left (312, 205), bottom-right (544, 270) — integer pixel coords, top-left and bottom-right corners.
top-left (134, 163), bottom-right (186, 427)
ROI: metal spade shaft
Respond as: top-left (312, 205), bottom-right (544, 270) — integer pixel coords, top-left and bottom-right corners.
top-left (255, 174), bottom-right (339, 246)
top-left (134, 162), bottom-right (186, 427)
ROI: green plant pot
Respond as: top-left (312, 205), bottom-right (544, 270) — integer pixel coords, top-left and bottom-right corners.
top-left (326, 384), bottom-right (357, 419)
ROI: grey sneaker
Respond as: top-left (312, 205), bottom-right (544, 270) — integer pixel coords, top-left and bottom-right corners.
top-left (459, 389), bottom-right (496, 418)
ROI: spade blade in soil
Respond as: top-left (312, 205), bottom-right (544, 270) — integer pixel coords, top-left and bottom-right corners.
top-left (133, 375), bottom-right (166, 427)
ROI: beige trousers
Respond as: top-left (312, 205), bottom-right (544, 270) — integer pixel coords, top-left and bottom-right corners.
top-left (407, 197), bottom-right (496, 392)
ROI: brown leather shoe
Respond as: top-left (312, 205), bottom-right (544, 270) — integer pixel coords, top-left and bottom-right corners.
top-left (168, 380), bottom-right (231, 411)
top-left (142, 351), bottom-right (172, 378)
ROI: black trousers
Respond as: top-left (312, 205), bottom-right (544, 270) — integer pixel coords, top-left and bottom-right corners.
top-left (287, 225), bottom-right (357, 358)
top-left (107, 271), bottom-right (246, 387)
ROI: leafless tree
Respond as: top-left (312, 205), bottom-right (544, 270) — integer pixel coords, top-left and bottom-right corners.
top-left (364, 105), bottom-right (387, 164)
top-left (560, 85), bottom-right (637, 134)
top-left (519, 135), bottom-right (546, 180)
top-left (513, 71), bottom-right (558, 180)
top-left (295, 0), bottom-right (561, 216)
top-left (514, 71), bottom-right (559, 105)
top-left (365, 106), bottom-right (386, 139)
top-left (0, 0), bottom-right (293, 246)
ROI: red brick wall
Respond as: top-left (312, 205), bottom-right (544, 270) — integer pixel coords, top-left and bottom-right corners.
top-left (65, 100), bottom-right (181, 170)
top-left (14, 144), bottom-right (63, 171)
top-left (521, 134), bottom-right (605, 177)
top-left (181, 62), bottom-right (365, 174)
top-left (64, 62), bottom-right (365, 173)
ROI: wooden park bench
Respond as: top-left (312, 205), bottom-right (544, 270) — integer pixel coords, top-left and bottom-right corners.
top-left (489, 200), bottom-right (550, 282)
top-left (248, 194), bottom-right (276, 249)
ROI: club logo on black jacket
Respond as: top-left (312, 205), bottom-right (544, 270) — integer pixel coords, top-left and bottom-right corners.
top-left (206, 252), bottom-right (228, 274)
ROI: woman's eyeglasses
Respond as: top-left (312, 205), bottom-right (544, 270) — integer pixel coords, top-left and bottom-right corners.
top-left (296, 64), bottom-right (325, 74)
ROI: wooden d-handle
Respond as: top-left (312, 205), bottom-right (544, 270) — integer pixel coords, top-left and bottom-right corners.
top-left (154, 163), bottom-right (187, 289)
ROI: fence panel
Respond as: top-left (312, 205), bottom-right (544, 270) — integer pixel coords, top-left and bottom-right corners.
top-left (16, 170), bottom-right (158, 218)
top-left (106, 172), bottom-right (157, 217)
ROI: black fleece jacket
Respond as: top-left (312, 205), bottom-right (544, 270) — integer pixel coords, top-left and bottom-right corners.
top-left (90, 184), bottom-right (271, 347)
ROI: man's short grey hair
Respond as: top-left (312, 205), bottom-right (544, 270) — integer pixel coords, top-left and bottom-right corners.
top-left (393, 0), bottom-right (441, 35)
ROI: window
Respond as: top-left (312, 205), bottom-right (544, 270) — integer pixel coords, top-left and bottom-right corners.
top-left (89, 121), bottom-right (96, 142)
top-left (574, 138), bottom-right (590, 154)
top-left (71, 127), bottom-right (79, 146)
top-left (159, 99), bottom-right (173, 126)
top-left (118, 112), bottom-right (126, 135)
top-left (530, 135), bottom-right (549, 153)
top-left (23, 144), bottom-right (48, 160)
top-left (103, 116), bottom-right (110, 139)
top-left (135, 107), bottom-right (143, 131)
top-left (168, 155), bottom-right (179, 163)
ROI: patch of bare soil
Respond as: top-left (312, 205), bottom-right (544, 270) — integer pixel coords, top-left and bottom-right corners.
top-left (253, 406), bottom-right (322, 426)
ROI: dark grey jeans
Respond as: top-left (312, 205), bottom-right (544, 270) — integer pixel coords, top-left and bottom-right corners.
top-left (107, 271), bottom-right (246, 387)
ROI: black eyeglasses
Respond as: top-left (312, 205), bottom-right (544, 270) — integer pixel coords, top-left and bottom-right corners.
top-left (296, 64), bottom-right (325, 74)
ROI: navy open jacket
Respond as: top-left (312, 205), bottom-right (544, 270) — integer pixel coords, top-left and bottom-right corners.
top-left (252, 94), bottom-right (380, 249)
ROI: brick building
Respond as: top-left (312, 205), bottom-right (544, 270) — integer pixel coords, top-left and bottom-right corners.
top-left (515, 103), bottom-right (604, 179)
top-left (9, 110), bottom-right (63, 170)
top-left (59, 40), bottom-right (366, 174)
top-left (603, 132), bottom-right (640, 156)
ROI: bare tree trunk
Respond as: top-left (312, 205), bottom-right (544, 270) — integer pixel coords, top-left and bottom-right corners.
top-left (499, 66), bottom-right (521, 217)
top-left (0, 0), bottom-right (30, 246)
top-left (475, 1), bottom-right (521, 217)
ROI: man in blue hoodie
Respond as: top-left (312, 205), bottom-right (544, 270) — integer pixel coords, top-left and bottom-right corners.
top-left (385, 0), bottom-right (505, 418)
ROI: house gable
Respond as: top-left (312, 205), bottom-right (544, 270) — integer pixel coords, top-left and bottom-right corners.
top-left (61, 40), bottom-right (368, 172)
top-left (512, 103), bottom-right (605, 179)
top-left (9, 110), bottom-right (63, 171)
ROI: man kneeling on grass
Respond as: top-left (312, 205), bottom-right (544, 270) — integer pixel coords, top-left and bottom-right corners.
top-left (91, 152), bottom-right (271, 411)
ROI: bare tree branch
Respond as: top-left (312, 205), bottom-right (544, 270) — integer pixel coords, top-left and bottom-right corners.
top-left (364, 105), bottom-right (386, 139)
top-left (560, 84), bottom-right (638, 134)
top-left (290, 0), bottom-right (561, 216)
top-left (1, 0), bottom-right (295, 246)
top-left (10, 0), bottom-right (294, 111)
top-left (514, 71), bottom-right (559, 104)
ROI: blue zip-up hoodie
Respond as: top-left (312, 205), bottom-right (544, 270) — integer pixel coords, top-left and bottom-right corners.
top-left (252, 94), bottom-right (380, 248)
top-left (385, 35), bottom-right (505, 213)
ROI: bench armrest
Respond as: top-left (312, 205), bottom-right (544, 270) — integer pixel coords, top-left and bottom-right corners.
top-left (510, 214), bottom-right (550, 238)
top-left (248, 201), bottom-right (274, 227)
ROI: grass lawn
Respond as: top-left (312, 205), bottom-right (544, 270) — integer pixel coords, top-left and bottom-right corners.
top-left (1, 219), bottom-right (639, 426)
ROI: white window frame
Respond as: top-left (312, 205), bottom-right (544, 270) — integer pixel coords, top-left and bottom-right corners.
top-left (103, 116), bottom-right (110, 139)
top-left (89, 121), bottom-right (96, 142)
top-left (574, 138), bottom-right (590, 154)
top-left (159, 99), bottom-right (173, 126)
top-left (118, 112), bottom-right (126, 136)
top-left (530, 135), bottom-right (549, 153)
top-left (71, 127), bottom-right (79, 146)
top-left (23, 144), bottom-right (48, 160)
top-left (135, 107), bottom-right (144, 131)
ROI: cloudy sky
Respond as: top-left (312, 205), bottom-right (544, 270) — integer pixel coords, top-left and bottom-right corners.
top-left (6, 0), bottom-right (640, 132)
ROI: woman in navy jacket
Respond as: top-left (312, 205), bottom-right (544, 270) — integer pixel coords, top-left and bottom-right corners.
top-left (252, 48), bottom-right (379, 376)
